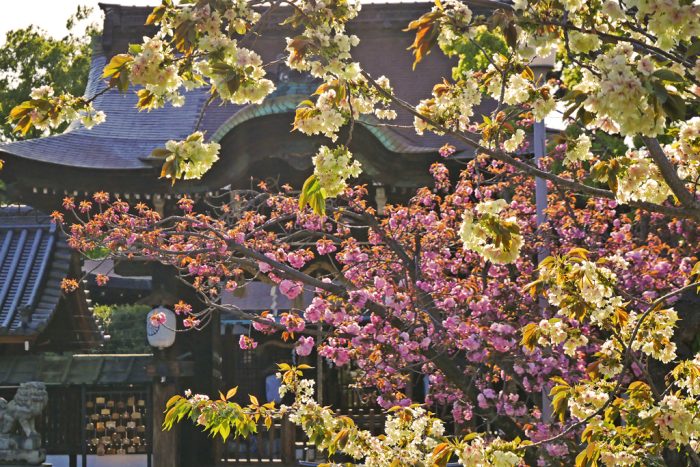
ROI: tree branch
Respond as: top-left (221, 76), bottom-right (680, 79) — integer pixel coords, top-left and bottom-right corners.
top-left (362, 71), bottom-right (700, 221)
top-left (642, 136), bottom-right (698, 209)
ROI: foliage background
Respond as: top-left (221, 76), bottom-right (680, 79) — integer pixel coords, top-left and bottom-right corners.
top-left (0, 6), bottom-right (97, 142)
top-left (92, 303), bottom-right (151, 354)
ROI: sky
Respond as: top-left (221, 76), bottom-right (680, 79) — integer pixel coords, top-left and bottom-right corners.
top-left (0, 0), bottom-right (166, 42)
top-left (0, 0), bottom-right (406, 43)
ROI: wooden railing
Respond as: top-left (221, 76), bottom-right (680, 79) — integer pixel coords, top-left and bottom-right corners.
top-left (218, 408), bottom-right (386, 466)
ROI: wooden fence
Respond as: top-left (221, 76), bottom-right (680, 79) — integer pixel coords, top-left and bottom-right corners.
top-left (218, 408), bottom-right (386, 465)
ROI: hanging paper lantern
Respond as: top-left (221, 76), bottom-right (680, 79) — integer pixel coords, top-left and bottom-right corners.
top-left (146, 306), bottom-right (176, 349)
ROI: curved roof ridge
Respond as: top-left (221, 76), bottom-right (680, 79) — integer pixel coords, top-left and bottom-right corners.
top-left (85, 41), bottom-right (109, 100)
top-left (209, 90), bottom-right (438, 155)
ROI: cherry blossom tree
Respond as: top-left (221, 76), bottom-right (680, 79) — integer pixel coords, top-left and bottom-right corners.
top-left (15, 0), bottom-right (700, 464)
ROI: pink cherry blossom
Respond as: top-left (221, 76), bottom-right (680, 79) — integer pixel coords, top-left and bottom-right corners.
top-left (295, 336), bottom-right (315, 356)
top-left (279, 279), bottom-right (303, 299)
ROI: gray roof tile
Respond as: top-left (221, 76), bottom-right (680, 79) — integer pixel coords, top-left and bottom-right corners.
top-left (0, 207), bottom-right (69, 336)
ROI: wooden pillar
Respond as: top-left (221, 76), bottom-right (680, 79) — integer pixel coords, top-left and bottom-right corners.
top-left (281, 415), bottom-right (296, 465)
top-left (152, 346), bottom-right (180, 467)
top-left (152, 378), bottom-right (180, 467)
top-left (316, 350), bottom-right (323, 406)
top-left (211, 309), bottom-right (224, 464)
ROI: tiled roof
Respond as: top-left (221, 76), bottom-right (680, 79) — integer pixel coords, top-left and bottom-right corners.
top-left (2, 51), bottom-right (210, 170)
top-left (0, 0), bottom-right (508, 202)
top-left (1, 52), bottom-right (443, 171)
top-left (0, 2), bottom-right (492, 191)
top-left (0, 206), bottom-right (71, 337)
top-left (0, 354), bottom-right (155, 385)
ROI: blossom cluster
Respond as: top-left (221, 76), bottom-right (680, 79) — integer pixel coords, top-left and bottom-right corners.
top-left (625, 0), bottom-right (700, 50)
top-left (161, 131), bottom-right (221, 181)
top-left (574, 44), bottom-right (667, 137)
top-left (284, 0), bottom-right (362, 81)
top-left (624, 307), bottom-right (679, 364)
top-left (195, 44), bottom-right (274, 105)
top-left (311, 145), bottom-right (362, 198)
top-left (169, 364), bottom-right (527, 467)
top-left (668, 117), bottom-right (700, 182)
top-left (31, 0), bottom-right (700, 463)
top-left (294, 77), bottom-right (396, 143)
top-left (129, 37), bottom-right (184, 107)
top-left (615, 149), bottom-right (673, 205)
top-left (529, 318), bottom-right (588, 358)
top-left (563, 134), bottom-right (592, 167)
top-left (415, 74), bottom-right (482, 135)
top-left (535, 251), bottom-right (622, 326)
top-left (58, 149), bottom-right (700, 464)
top-left (129, 1), bottom-right (274, 109)
top-left (10, 85), bottom-right (105, 135)
top-left (459, 199), bottom-right (523, 264)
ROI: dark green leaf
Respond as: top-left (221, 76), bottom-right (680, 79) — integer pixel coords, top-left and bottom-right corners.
top-left (662, 92), bottom-right (686, 120)
top-left (652, 69), bottom-right (685, 83)
top-left (685, 40), bottom-right (700, 58)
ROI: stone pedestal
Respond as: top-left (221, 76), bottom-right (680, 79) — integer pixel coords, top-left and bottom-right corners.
top-left (0, 445), bottom-right (46, 464)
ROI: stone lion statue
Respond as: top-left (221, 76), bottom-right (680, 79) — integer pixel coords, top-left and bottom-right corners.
top-left (0, 382), bottom-right (48, 465)
top-left (0, 382), bottom-right (48, 437)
